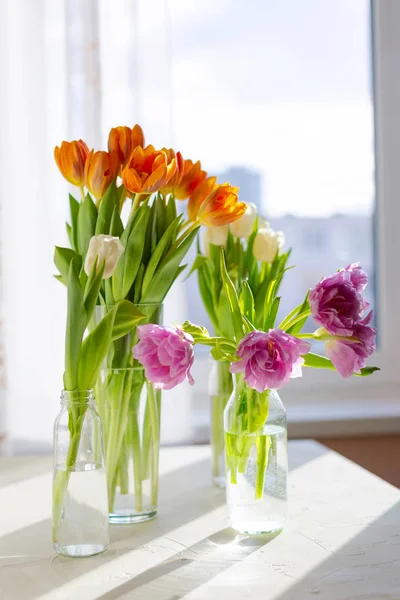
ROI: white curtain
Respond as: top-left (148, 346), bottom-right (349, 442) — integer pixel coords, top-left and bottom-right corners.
top-left (0, 0), bottom-right (193, 450)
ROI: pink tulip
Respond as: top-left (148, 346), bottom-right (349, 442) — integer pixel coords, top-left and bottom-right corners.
top-left (230, 329), bottom-right (311, 392)
top-left (325, 311), bottom-right (376, 377)
top-left (132, 324), bottom-right (195, 390)
top-left (309, 263), bottom-right (369, 336)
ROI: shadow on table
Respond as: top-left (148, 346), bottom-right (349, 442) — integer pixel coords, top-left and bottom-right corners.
top-left (0, 442), bottom-right (329, 599)
top-left (96, 528), bottom-right (281, 600)
top-left (275, 500), bottom-right (400, 600)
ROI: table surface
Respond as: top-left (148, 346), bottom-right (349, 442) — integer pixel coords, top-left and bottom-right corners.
top-left (0, 441), bottom-right (399, 600)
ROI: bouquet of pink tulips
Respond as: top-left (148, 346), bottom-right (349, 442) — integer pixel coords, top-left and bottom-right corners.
top-left (132, 252), bottom-right (379, 499)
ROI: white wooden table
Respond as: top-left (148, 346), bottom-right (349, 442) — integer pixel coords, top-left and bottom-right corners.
top-left (0, 441), bottom-right (399, 600)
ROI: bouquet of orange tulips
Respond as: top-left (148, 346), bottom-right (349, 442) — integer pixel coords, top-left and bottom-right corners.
top-left (53, 124), bottom-right (247, 521)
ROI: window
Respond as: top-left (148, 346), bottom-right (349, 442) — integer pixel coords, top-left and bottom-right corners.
top-left (1, 1), bottom-right (399, 449)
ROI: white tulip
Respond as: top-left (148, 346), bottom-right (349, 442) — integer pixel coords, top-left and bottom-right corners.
top-left (252, 227), bottom-right (285, 263)
top-left (230, 203), bottom-right (257, 239)
top-left (84, 234), bottom-right (124, 279)
top-left (203, 225), bottom-right (229, 257)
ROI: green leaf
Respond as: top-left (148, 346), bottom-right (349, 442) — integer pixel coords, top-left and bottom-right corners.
top-left (54, 247), bottom-right (82, 283)
top-left (240, 281), bottom-right (255, 324)
top-left (303, 352), bottom-right (335, 371)
top-left (133, 263), bottom-right (145, 303)
top-left (109, 206), bottom-right (124, 238)
top-left (220, 249), bottom-right (244, 342)
top-left (356, 366), bottom-right (381, 377)
top-left (111, 300), bottom-right (145, 340)
top-left (217, 286), bottom-right (235, 338)
top-left (66, 223), bottom-right (74, 249)
top-left (303, 353), bottom-right (380, 378)
top-left (155, 194), bottom-right (167, 243)
top-left (166, 195), bottom-right (177, 225)
top-left (286, 291), bottom-right (310, 334)
top-left (83, 261), bottom-right (105, 324)
top-left (181, 320), bottom-right (211, 340)
top-left (112, 206), bottom-right (151, 301)
top-left (141, 217), bottom-right (182, 296)
top-left (64, 260), bottom-right (87, 390)
top-left (185, 254), bottom-right (210, 280)
top-left (197, 265), bottom-right (219, 332)
top-left (140, 228), bottom-right (199, 303)
top-left (264, 296), bottom-right (281, 331)
top-left (95, 181), bottom-right (118, 235)
top-left (69, 194), bottom-right (80, 251)
top-left (77, 305), bottom-right (118, 390)
top-left (77, 194), bottom-right (98, 256)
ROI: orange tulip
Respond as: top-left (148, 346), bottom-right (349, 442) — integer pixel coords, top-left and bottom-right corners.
top-left (174, 159), bottom-right (207, 200)
top-left (84, 150), bottom-right (119, 200)
top-left (54, 139), bottom-right (89, 187)
top-left (197, 183), bottom-right (247, 227)
top-left (160, 148), bottom-right (184, 195)
top-left (108, 124), bottom-right (144, 169)
top-left (187, 176), bottom-right (218, 221)
top-left (122, 145), bottom-right (177, 194)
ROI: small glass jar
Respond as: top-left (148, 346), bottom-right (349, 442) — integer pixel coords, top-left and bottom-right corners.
top-left (224, 375), bottom-right (288, 535)
top-left (208, 360), bottom-right (233, 487)
top-left (52, 390), bottom-right (109, 557)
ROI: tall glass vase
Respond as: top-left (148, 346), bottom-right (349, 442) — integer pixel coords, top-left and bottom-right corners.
top-left (94, 303), bottom-right (163, 523)
top-left (52, 390), bottom-right (109, 557)
top-left (224, 375), bottom-right (288, 535)
top-left (208, 360), bottom-right (233, 487)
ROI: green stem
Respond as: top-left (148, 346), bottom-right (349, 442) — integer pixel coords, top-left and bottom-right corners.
top-left (146, 382), bottom-right (160, 507)
top-left (255, 435), bottom-right (267, 500)
top-left (129, 410), bottom-right (144, 512)
top-left (118, 434), bottom-right (130, 495)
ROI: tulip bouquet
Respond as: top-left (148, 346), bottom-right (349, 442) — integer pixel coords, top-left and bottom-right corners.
top-left (54, 126), bottom-right (247, 520)
top-left (190, 202), bottom-right (287, 483)
top-left (132, 253), bottom-right (379, 504)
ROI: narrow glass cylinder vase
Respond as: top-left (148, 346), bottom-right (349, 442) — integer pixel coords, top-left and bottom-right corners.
top-left (208, 360), bottom-right (233, 487)
top-left (93, 303), bottom-right (163, 523)
top-left (98, 367), bottom-right (161, 523)
top-left (52, 390), bottom-right (109, 557)
top-left (224, 375), bottom-right (288, 535)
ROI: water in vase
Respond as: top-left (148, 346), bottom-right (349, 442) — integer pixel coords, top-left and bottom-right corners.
top-left (226, 425), bottom-right (288, 535)
top-left (53, 461), bottom-right (109, 557)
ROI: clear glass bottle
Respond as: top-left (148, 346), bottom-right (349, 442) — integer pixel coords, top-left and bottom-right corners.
top-left (208, 360), bottom-right (233, 487)
top-left (224, 374), bottom-right (288, 535)
top-left (52, 390), bottom-right (109, 557)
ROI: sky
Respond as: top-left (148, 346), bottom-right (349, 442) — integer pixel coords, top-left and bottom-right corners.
top-left (99, 0), bottom-right (374, 217)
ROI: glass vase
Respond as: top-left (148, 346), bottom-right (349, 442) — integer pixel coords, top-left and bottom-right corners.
top-left (52, 390), bottom-right (109, 557)
top-left (224, 375), bottom-right (288, 535)
top-left (208, 360), bottom-right (233, 487)
top-left (93, 303), bottom-right (163, 523)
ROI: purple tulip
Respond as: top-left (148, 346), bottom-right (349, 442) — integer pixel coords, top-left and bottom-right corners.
top-left (341, 263), bottom-right (368, 293)
top-left (230, 329), bottom-right (311, 392)
top-left (132, 324), bottom-right (195, 390)
top-left (325, 311), bottom-right (376, 378)
top-left (309, 264), bottom-right (368, 336)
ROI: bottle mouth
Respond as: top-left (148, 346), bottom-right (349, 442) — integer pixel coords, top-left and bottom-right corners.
top-left (60, 390), bottom-right (94, 405)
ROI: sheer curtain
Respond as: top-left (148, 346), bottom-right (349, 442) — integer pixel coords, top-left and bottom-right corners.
top-left (0, 0), bottom-right (193, 450)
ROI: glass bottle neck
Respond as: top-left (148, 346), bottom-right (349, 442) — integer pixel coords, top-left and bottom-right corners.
top-left (60, 390), bottom-right (94, 407)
